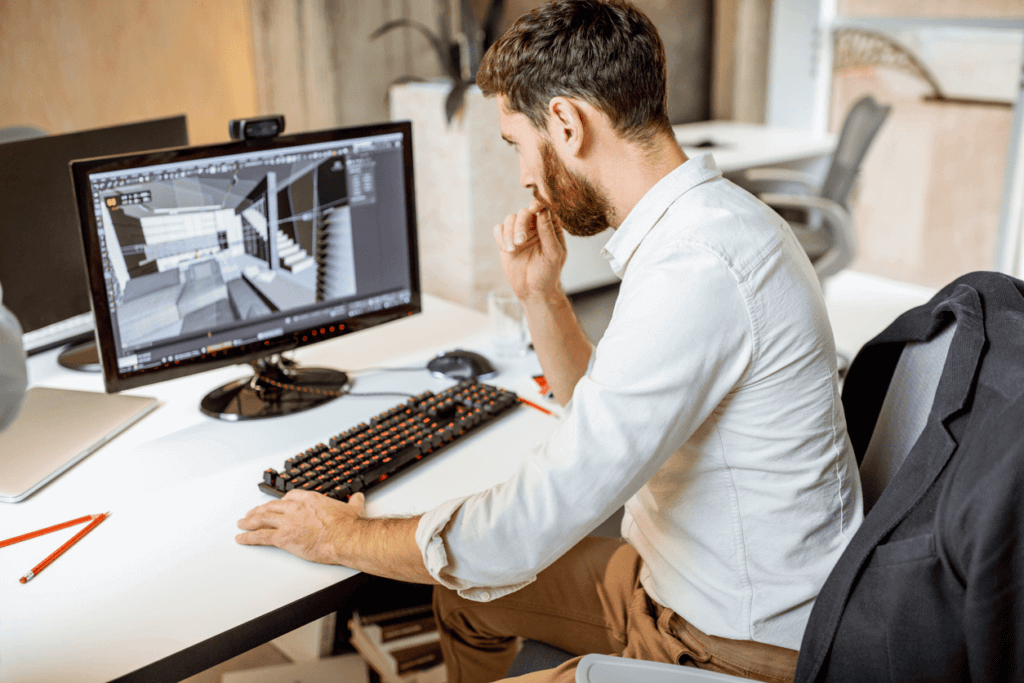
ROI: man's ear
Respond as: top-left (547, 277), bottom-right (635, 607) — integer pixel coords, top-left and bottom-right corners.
top-left (547, 97), bottom-right (587, 158)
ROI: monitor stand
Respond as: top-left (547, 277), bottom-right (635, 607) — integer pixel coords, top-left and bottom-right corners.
top-left (200, 355), bottom-right (351, 421)
top-left (57, 340), bottom-right (101, 373)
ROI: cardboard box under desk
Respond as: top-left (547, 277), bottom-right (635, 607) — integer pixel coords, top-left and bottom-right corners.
top-left (348, 605), bottom-right (446, 683)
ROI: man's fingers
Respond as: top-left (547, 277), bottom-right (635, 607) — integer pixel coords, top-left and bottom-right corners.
top-left (495, 216), bottom-right (518, 253)
top-left (235, 529), bottom-right (277, 546)
top-left (513, 205), bottom-right (538, 248)
top-left (241, 499), bottom-right (288, 520)
top-left (237, 510), bottom-right (280, 531)
top-left (493, 221), bottom-right (505, 250)
top-left (533, 207), bottom-right (564, 255)
top-left (494, 200), bottom-right (556, 254)
top-left (515, 233), bottom-right (540, 251)
top-left (495, 213), bottom-right (515, 253)
top-left (347, 492), bottom-right (366, 515)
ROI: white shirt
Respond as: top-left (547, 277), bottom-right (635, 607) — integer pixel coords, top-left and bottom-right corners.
top-left (416, 155), bottom-right (863, 650)
top-left (0, 281), bottom-right (28, 432)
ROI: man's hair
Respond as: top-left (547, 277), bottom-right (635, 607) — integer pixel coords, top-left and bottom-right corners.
top-left (477, 0), bottom-right (673, 145)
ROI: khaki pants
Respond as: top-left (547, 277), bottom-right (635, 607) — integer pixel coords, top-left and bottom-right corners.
top-left (433, 537), bottom-right (798, 683)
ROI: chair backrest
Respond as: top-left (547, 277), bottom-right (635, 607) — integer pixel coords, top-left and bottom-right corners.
top-left (857, 321), bottom-right (956, 515)
top-left (821, 96), bottom-right (891, 209)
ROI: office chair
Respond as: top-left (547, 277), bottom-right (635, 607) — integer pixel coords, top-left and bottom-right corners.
top-left (744, 96), bottom-right (891, 282)
top-left (0, 126), bottom-right (46, 144)
top-left (508, 299), bottom-right (957, 682)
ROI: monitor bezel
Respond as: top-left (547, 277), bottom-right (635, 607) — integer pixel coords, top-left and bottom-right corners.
top-left (70, 120), bottom-right (421, 393)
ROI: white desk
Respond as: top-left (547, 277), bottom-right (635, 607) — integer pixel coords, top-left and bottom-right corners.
top-left (1, 295), bottom-right (561, 683)
top-left (2, 270), bottom-right (930, 683)
top-left (672, 120), bottom-right (836, 175)
top-left (822, 270), bottom-right (938, 362)
top-left (560, 121), bottom-right (837, 294)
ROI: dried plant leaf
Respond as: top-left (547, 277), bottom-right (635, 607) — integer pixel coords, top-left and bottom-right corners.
top-left (445, 79), bottom-right (470, 123)
top-left (371, 18), bottom-right (459, 80)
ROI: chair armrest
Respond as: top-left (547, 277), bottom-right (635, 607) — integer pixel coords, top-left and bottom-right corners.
top-left (741, 167), bottom-right (820, 193)
top-left (575, 654), bottom-right (750, 683)
top-left (758, 193), bottom-right (850, 228)
top-left (758, 193), bottom-right (856, 279)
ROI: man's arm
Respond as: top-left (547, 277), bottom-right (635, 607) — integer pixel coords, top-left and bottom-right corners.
top-left (236, 491), bottom-right (437, 585)
top-left (495, 202), bottom-right (591, 405)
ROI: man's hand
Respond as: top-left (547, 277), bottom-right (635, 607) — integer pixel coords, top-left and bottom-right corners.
top-left (494, 199), bottom-right (567, 303)
top-left (236, 490), bottom-right (365, 565)
top-left (236, 491), bottom-right (436, 584)
top-left (493, 199), bottom-right (591, 406)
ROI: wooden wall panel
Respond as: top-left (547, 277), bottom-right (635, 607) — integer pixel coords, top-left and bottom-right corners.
top-left (0, 0), bottom-right (259, 145)
top-left (832, 72), bottom-right (1012, 288)
top-left (838, 0), bottom-right (1024, 18)
top-left (0, 0), bottom-right (712, 144)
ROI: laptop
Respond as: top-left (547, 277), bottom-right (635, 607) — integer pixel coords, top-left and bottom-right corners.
top-left (0, 387), bottom-right (158, 503)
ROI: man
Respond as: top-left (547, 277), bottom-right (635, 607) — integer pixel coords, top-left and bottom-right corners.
top-left (0, 280), bottom-right (28, 432)
top-left (237, 1), bottom-right (862, 681)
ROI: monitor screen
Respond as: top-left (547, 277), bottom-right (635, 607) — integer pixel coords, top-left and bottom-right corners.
top-left (70, 121), bottom-right (421, 413)
top-left (0, 116), bottom-right (188, 352)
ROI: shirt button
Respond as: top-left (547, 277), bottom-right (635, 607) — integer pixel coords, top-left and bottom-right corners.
top-left (478, 591), bottom-right (491, 600)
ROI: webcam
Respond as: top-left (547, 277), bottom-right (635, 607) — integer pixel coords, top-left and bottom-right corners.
top-left (229, 115), bottom-right (285, 141)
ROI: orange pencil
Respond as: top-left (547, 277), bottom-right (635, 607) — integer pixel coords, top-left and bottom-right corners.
top-left (0, 514), bottom-right (95, 549)
top-left (19, 512), bottom-right (109, 584)
top-left (519, 397), bottom-right (556, 416)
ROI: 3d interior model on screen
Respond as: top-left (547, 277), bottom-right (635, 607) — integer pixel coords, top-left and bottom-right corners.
top-left (73, 122), bottom-right (419, 420)
top-left (98, 157), bottom-right (359, 351)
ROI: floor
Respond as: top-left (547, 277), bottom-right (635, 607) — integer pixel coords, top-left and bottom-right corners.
top-left (182, 645), bottom-right (291, 683)
top-left (182, 284), bottom-right (622, 682)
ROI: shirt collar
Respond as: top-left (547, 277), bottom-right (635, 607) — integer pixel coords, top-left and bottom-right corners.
top-left (601, 153), bottom-right (723, 277)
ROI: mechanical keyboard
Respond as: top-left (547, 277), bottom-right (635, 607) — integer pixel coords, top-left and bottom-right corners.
top-left (259, 380), bottom-right (520, 500)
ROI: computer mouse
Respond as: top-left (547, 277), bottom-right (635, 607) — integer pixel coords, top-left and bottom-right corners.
top-left (426, 349), bottom-right (498, 381)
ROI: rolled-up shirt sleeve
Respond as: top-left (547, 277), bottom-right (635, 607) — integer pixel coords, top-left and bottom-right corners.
top-left (415, 242), bottom-right (753, 599)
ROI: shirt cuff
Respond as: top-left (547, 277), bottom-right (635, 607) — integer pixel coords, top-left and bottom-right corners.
top-left (415, 496), bottom-right (534, 601)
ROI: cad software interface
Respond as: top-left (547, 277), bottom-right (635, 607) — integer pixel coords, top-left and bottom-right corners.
top-left (82, 131), bottom-right (413, 374)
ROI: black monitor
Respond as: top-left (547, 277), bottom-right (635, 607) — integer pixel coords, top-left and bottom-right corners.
top-left (0, 116), bottom-right (189, 367)
top-left (70, 121), bottom-right (421, 420)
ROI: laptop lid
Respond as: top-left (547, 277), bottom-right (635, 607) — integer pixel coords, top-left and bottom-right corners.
top-left (0, 387), bottom-right (158, 503)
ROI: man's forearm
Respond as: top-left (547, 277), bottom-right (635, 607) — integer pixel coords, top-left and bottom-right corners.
top-left (523, 289), bottom-right (592, 406)
top-left (335, 514), bottom-right (437, 585)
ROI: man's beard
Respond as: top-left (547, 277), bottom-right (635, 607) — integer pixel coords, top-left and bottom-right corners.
top-left (538, 139), bottom-right (613, 237)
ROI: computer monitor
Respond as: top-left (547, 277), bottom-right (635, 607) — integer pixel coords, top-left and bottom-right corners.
top-left (0, 116), bottom-right (189, 367)
top-left (70, 120), bottom-right (421, 420)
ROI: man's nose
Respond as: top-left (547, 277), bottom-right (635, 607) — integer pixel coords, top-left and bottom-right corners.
top-left (519, 158), bottom-right (534, 190)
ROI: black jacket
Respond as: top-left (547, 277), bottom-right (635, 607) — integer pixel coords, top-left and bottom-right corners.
top-left (795, 271), bottom-right (1024, 682)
